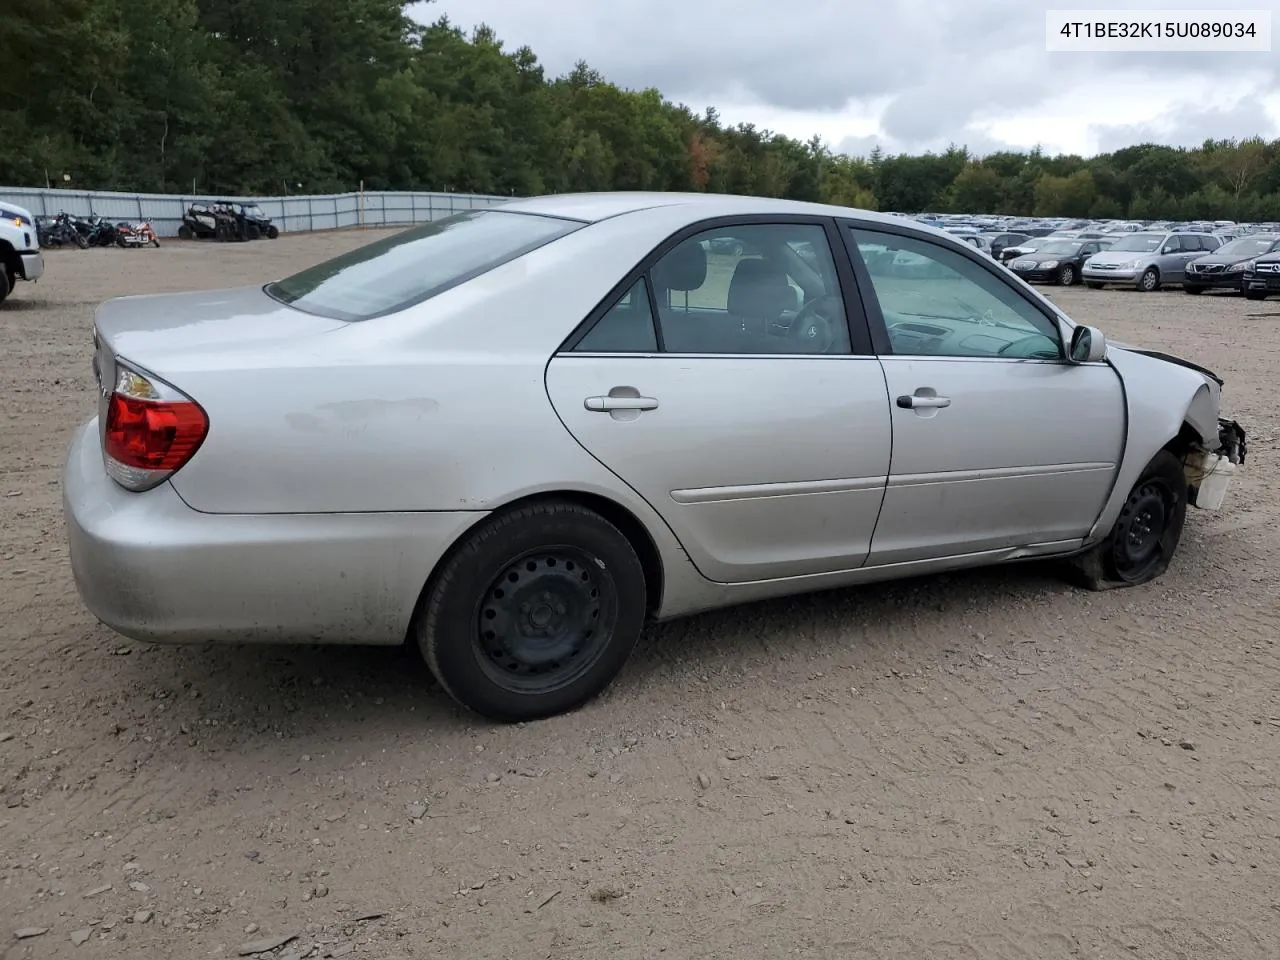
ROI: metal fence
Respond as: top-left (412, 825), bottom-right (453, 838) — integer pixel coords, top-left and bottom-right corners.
top-left (0, 186), bottom-right (518, 238)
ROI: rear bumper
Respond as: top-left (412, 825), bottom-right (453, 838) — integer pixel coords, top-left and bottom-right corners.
top-left (17, 250), bottom-right (43, 281)
top-left (62, 419), bottom-right (484, 645)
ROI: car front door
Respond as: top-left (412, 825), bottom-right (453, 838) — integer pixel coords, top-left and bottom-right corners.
top-left (545, 218), bottom-right (893, 584)
top-left (840, 222), bottom-right (1127, 566)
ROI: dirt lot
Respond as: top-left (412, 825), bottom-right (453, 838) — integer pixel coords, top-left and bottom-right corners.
top-left (2, 232), bottom-right (1279, 960)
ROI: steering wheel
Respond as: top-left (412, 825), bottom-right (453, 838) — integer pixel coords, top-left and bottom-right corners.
top-left (786, 295), bottom-right (843, 352)
top-left (998, 334), bottom-right (1061, 359)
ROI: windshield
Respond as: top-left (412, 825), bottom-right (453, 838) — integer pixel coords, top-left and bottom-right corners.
top-left (1218, 235), bottom-right (1279, 257)
top-left (1106, 233), bottom-right (1163, 252)
top-left (266, 210), bottom-right (582, 321)
top-left (241, 204), bottom-right (266, 218)
top-left (1036, 240), bottom-right (1083, 256)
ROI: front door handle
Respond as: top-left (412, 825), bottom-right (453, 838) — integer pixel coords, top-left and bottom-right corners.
top-left (585, 395), bottom-right (659, 412)
top-left (896, 394), bottom-right (951, 409)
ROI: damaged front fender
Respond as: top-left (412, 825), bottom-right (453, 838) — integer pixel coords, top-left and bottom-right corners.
top-left (1087, 347), bottom-right (1246, 540)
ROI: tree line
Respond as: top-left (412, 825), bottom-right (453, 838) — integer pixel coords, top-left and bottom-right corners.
top-left (4, 0), bottom-right (1279, 220)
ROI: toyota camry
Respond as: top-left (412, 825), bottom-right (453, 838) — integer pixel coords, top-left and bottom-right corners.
top-left (63, 193), bottom-right (1248, 722)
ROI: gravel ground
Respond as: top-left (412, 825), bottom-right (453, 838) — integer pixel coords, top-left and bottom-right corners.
top-left (2, 232), bottom-right (1279, 960)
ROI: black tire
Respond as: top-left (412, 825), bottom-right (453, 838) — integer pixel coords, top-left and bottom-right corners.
top-left (0, 269), bottom-right (10, 303)
top-left (1244, 290), bottom-right (1266, 301)
top-left (178, 225), bottom-right (193, 240)
top-left (247, 225), bottom-right (262, 241)
top-left (266, 225), bottom-right (280, 240)
top-left (152, 238), bottom-right (160, 248)
top-left (1069, 449), bottom-right (1187, 591)
top-left (1137, 267), bottom-right (1159, 292)
top-left (416, 502), bottom-right (647, 722)
top-left (1057, 263), bottom-right (1077, 286)
top-left (73, 233), bottom-right (88, 250)
top-left (1085, 281), bottom-right (1104, 289)
top-left (1183, 284), bottom-right (1204, 295)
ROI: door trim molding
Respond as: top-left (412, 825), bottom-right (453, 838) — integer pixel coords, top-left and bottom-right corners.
top-left (887, 462), bottom-right (1115, 488)
top-left (671, 475), bottom-right (887, 504)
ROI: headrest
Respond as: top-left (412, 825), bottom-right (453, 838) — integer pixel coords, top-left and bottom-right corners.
top-left (652, 240), bottom-right (707, 292)
top-left (727, 258), bottom-right (796, 320)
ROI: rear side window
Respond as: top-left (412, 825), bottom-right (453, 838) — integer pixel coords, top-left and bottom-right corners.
top-left (265, 210), bottom-right (582, 321)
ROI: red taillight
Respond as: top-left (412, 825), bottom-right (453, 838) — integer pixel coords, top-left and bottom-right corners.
top-left (103, 365), bottom-right (208, 491)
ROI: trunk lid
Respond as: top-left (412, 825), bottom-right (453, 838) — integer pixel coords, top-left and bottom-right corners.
top-left (91, 284), bottom-right (345, 445)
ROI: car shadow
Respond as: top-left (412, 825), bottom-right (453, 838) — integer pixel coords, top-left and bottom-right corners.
top-left (113, 558), bottom-right (1073, 754)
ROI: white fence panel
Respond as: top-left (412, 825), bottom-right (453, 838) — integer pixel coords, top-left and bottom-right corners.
top-left (0, 186), bottom-right (517, 238)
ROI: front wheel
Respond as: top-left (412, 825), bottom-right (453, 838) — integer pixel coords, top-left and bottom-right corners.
top-left (1069, 450), bottom-right (1187, 590)
top-left (1244, 290), bottom-right (1266, 301)
top-left (1183, 284), bottom-right (1204, 295)
top-left (1085, 281), bottom-right (1104, 289)
top-left (0, 269), bottom-right (10, 303)
top-left (1137, 267), bottom-right (1159, 292)
top-left (266, 225), bottom-right (280, 239)
top-left (178, 225), bottom-right (193, 240)
top-left (416, 502), bottom-right (648, 722)
top-left (1057, 264), bottom-right (1077, 286)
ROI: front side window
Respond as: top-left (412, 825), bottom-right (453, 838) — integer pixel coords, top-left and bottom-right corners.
top-left (646, 223), bottom-right (851, 355)
top-left (850, 227), bottom-right (1063, 360)
top-left (266, 210), bottom-right (582, 321)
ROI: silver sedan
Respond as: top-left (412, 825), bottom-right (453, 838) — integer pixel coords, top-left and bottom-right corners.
top-left (63, 193), bottom-right (1248, 721)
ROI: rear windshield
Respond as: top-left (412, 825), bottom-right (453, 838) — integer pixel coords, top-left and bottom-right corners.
top-left (265, 209), bottom-right (582, 321)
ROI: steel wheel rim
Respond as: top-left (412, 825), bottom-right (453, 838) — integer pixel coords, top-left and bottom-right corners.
top-left (472, 546), bottom-right (619, 695)
top-left (1112, 480), bottom-right (1171, 581)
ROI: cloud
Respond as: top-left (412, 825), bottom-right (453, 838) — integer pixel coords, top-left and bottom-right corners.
top-left (415, 0), bottom-right (1280, 156)
top-left (1092, 94), bottom-right (1280, 154)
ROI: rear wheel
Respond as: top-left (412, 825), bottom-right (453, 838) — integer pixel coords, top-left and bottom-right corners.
top-left (1137, 267), bottom-right (1159, 292)
top-left (1069, 450), bottom-right (1187, 590)
top-left (1057, 264), bottom-right (1077, 286)
top-left (416, 502), bottom-right (647, 722)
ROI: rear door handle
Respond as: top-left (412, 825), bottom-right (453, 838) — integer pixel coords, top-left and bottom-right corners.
top-left (585, 395), bottom-right (659, 412)
top-left (896, 394), bottom-right (951, 409)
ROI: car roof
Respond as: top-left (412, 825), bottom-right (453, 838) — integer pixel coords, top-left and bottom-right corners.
top-left (495, 191), bottom-right (917, 230)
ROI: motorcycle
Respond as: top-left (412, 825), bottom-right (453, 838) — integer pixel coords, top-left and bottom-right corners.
top-left (83, 216), bottom-right (120, 247)
top-left (115, 220), bottom-right (160, 248)
top-left (44, 212), bottom-right (89, 249)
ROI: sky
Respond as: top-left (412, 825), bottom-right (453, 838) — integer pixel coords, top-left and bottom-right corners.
top-left (409, 0), bottom-right (1280, 159)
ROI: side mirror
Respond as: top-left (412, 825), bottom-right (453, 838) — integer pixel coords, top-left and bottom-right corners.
top-left (1069, 324), bottom-right (1107, 363)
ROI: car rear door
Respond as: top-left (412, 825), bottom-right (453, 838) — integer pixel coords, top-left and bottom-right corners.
top-left (837, 220), bottom-right (1126, 566)
top-left (545, 217), bottom-right (893, 584)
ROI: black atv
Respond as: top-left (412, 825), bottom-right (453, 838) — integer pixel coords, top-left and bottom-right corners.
top-left (178, 202), bottom-right (280, 241)
top-left (234, 202), bottom-right (280, 240)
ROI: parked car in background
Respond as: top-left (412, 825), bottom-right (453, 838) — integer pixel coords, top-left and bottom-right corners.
top-left (1243, 251), bottom-right (1280, 300)
top-left (1008, 237), bottom-right (1113, 286)
top-left (998, 235), bottom-right (1053, 264)
top-left (1183, 234), bottom-right (1280, 295)
top-left (0, 201), bottom-right (45, 303)
top-left (1082, 231), bottom-right (1221, 291)
top-left (64, 192), bottom-right (1249, 721)
top-left (980, 232), bottom-right (1030, 260)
